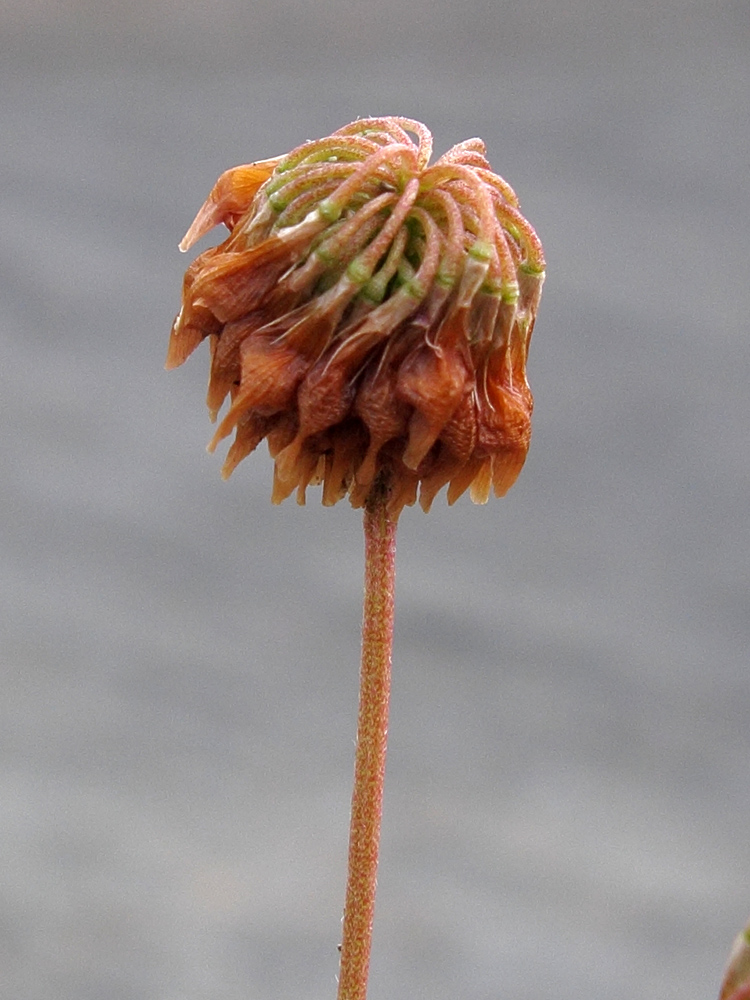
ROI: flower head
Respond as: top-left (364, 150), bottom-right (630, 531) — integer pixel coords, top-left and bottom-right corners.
top-left (167, 117), bottom-right (545, 518)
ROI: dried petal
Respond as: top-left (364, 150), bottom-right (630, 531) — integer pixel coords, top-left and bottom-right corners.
top-left (179, 159), bottom-right (282, 251)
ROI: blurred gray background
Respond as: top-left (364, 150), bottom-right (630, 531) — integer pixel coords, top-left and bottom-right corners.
top-left (2, 1), bottom-right (749, 998)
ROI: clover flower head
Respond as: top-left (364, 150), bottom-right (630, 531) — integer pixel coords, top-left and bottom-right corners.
top-left (167, 117), bottom-right (545, 518)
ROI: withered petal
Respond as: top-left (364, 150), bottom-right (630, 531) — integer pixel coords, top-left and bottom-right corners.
top-left (468, 460), bottom-right (493, 505)
top-left (180, 159), bottom-right (282, 252)
top-left (490, 447), bottom-right (528, 498)
top-left (165, 306), bottom-right (219, 370)
top-left (445, 456), bottom-right (486, 506)
top-left (220, 412), bottom-right (277, 479)
top-left (208, 337), bottom-right (308, 452)
top-left (397, 338), bottom-right (472, 469)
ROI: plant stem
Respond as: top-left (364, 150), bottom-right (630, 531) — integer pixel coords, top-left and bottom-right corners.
top-left (337, 487), bottom-right (397, 1000)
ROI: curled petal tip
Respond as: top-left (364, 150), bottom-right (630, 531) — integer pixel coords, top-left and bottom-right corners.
top-left (163, 346), bottom-right (183, 371)
top-left (179, 160), bottom-right (281, 252)
top-left (179, 203), bottom-right (222, 253)
top-left (206, 430), bottom-right (224, 454)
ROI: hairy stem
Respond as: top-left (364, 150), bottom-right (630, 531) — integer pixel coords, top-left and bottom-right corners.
top-left (337, 487), bottom-right (397, 1000)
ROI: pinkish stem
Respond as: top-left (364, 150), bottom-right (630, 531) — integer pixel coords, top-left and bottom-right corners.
top-left (336, 488), bottom-right (397, 1000)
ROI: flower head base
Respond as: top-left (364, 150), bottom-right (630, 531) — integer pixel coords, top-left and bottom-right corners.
top-left (168, 117), bottom-right (545, 518)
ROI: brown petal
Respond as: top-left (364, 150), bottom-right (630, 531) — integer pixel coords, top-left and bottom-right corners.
top-left (417, 448), bottom-right (464, 512)
top-left (385, 465), bottom-right (419, 518)
top-left (476, 384), bottom-right (531, 452)
top-left (397, 335), bottom-right (472, 469)
top-left (476, 350), bottom-right (532, 498)
top-left (192, 215), bottom-right (328, 323)
top-left (191, 243), bottom-right (292, 324)
top-left (165, 247), bottom-right (224, 369)
top-left (266, 413), bottom-right (298, 458)
top-left (468, 460), bottom-right (493, 504)
top-left (273, 329), bottom-right (375, 484)
top-left (295, 451), bottom-right (326, 505)
top-left (354, 360), bottom-right (411, 489)
top-left (208, 336), bottom-right (309, 452)
top-left (439, 389), bottom-right (477, 462)
top-left (490, 447), bottom-right (528, 498)
top-left (165, 304), bottom-right (220, 370)
top-left (220, 412), bottom-right (277, 479)
top-left (205, 312), bottom-right (271, 419)
top-left (416, 392), bottom-right (477, 511)
top-left (271, 463), bottom-right (298, 505)
top-left (445, 456), bottom-right (485, 505)
top-left (321, 423), bottom-right (368, 506)
top-left (179, 159), bottom-right (282, 251)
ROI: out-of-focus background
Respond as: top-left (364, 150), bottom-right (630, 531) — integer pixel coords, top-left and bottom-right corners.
top-left (2, 1), bottom-right (749, 997)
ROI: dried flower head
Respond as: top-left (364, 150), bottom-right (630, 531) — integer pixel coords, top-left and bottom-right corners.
top-left (167, 117), bottom-right (545, 518)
